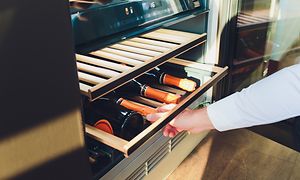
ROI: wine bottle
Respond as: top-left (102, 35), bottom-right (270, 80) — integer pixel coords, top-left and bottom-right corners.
top-left (117, 79), bottom-right (181, 104)
top-left (137, 67), bottom-right (197, 92)
top-left (116, 98), bottom-right (157, 116)
top-left (84, 102), bottom-right (115, 135)
top-left (91, 98), bottom-right (144, 140)
top-left (92, 92), bottom-right (156, 116)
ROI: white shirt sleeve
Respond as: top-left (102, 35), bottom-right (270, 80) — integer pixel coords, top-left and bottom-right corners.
top-left (207, 64), bottom-right (300, 131)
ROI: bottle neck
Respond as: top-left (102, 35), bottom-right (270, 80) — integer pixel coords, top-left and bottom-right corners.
top-left (117, 98), bottom-right (157, 116)
top-left (147, 68), bottom-right (166, 84)
top-left (140, 84), bottom-right (148, 96)
top-left (158, 72), bottom-right (166, 84)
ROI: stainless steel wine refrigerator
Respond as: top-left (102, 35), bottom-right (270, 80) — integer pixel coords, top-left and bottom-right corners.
top-left (0, 0), bottom-right (227, 179)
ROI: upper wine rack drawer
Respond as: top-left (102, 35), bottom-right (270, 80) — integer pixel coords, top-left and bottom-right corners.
top-left (77, 28), bottom-right (207, 101)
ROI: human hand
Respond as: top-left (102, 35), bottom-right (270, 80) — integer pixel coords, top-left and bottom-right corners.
top-left (146, 104), bottom-right (214, 138)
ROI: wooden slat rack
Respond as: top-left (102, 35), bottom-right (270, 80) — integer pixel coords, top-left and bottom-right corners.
top-left (77, 28), bottom-right (207, 101)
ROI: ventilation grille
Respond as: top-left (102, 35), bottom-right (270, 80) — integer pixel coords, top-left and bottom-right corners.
top-left (171, 131), bottom-right (188, 150)
top-left (126, 164), bottom-right (146, 180)
top-left (126, 132), bottom-right (187, 180)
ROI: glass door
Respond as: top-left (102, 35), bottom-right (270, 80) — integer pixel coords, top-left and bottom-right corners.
top-left (221, 0), bottom-right (300, 94)
top-left (220, 0), bottom-right (300, 151)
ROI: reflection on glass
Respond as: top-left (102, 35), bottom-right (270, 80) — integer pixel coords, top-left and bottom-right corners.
top-left (231, 0), bottom-right (300, 92)
top-left (69, 0), bottom-right (115, 10)
top-left (267, 0), bottom-right (300, 72)
top-left (235, 0), bottom-right (273, 64)
top-left (236, 0), bottom-right (300, 68)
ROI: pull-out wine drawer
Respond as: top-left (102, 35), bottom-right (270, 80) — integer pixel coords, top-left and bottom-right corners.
top-left (77, 28), bottom-right (206, 101)
top-left (84, 58), bottom-right (228, 157)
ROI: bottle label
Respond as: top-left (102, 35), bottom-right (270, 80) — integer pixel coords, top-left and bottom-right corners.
top-left (119, 98), bottom-right (157, 116)
top-left (94, 119), bottom-right (114, 134)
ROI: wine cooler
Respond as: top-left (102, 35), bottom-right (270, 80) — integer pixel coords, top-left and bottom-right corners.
top-left (71, 0), bottom-right (228, 178)
top-left (0, 0), bottom-right (227, 179)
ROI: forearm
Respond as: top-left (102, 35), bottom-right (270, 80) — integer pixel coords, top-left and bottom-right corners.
top-left (207, 64), bottom-right (300, 131)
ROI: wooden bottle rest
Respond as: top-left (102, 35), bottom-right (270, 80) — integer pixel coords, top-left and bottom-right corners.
top-left (76, 28), bottom-right (206, 101)
top-left (120, 40), bottom-right (171, 52)
top-left (76, 54), bottom-right (130, 72)
top-left (110, 44), bottom-right (162, 57)
top-left (101, 47), bottom-right (152, 61)
top-left (90, 50), bottom-right (143, 66)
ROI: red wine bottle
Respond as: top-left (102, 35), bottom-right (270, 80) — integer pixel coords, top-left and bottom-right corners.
top-left (117, 79), bottom-right (181, 104)
top-left (91, 98), bottom-right (144, 140)
top-left (138, 67), bottom-right (197, 92)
